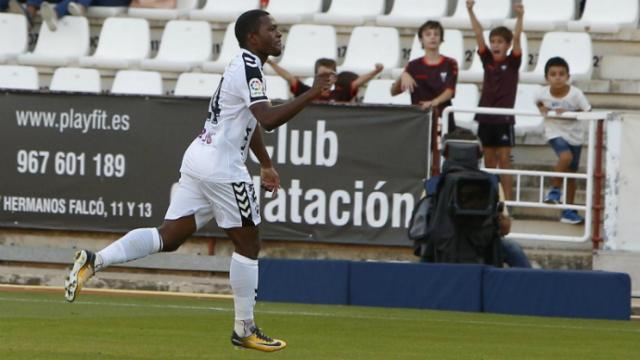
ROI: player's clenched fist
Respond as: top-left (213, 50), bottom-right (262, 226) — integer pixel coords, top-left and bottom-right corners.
top-left (312, 71), bottom-right (336, 94)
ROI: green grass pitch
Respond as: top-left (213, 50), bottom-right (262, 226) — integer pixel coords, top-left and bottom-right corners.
top-left (0, 289), bottom-right (638, 359)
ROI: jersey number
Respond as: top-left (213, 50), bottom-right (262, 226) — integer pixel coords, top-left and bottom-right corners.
top-left (207, 77), bottom-right (224, 124)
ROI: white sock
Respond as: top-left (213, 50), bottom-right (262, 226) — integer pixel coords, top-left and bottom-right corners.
top-left (230, 252), bottom-right (258, 336)
top-left (95, 228), bottom-right (162, 271)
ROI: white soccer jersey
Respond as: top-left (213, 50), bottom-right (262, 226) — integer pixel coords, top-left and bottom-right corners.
top-left (180, 49), bottom-right (270, 182)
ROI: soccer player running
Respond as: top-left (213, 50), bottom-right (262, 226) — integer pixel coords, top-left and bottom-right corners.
top-left (63, 9), bottom-right (334, 353)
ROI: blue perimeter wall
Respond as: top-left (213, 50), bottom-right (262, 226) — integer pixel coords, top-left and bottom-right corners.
top-left (258, 259), bottom-right (631, 321)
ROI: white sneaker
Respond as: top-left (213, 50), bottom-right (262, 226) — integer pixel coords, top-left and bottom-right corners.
top-left (8, 0), bottom-right (23, 14)
top-left (67, 2), bottom-right (86, 16)
top-left (40, 2), bottom-right (58, 32)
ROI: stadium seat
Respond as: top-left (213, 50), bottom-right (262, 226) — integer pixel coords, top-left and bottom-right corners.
top-left (313, 0), bottom-right (385, 26)
top-left (202, 22), bottom-right (239, 73)
top-left (520, 32), bottom-right (592, 84)
top-left (0, 14), bottom-right (28, 64)
top-left (450, 83), bottom-right (479, 130)
top-left (440, 0), bottom-right (510, 29)
top-left (600, 55), bottom-right (640, 81)
top-left (79, 18), bottom-right (150, 70)
top-left (266, 0), bottom-right (322, 24)
top-left (567, 0), bottom-right (639, 33)
top-left (128, 0), bottom-right (198, 21)
top-left (0, 65), bottom-right (38, 90)
top-left (503, 0), bottom-right (574, 31)
top-left (270, 24), bottom-right (336, 77)
top-left (49, 67), bottom-right (101, 93)
top-left (362, 79), bottom-right (410, 105)
top-left (140, 20), bottom-right (211, 73)
top-left (174, 72), bottom-right (222, 97)
top-left (86, 6), bottom-right (128, 18)
top-left (375, 0), bottom-right (448, 28)
top-left (111, 70), bottom-right (163, 95)
top-left (189, 0), bottom-right (259, 22)
top-left (513, 83), bottom-right (544, 135)
top-left (338, 26), bottom-right (400, 76)
top-left (459, 30), bottom-right (528, 83)
top-left (391, 29), bottom-right (464, 79)
top-left (17, 16), bottom-right (89, 67)
top-left (265, 75), bottom-right (290, 100)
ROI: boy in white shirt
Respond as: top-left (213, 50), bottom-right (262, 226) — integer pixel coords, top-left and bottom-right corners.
top-left (535, 57), bottom-right (591, 224)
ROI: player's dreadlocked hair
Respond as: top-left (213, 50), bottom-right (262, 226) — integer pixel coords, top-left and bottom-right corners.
top-left (235, 9), bottom-right (270, 48)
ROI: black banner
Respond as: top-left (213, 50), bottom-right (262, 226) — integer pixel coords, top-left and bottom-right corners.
top-left (0, 91), bottom-right (429, 246)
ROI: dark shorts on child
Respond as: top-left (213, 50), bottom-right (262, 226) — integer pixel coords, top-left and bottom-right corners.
top-left (477, 123), bottom-right (515, 148)
top-left (548, 137), bottom-right (582, 171)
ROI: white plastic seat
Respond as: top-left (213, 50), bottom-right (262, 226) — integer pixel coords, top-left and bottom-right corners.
top-left (338, 26), bottom-right (400, 76)
top-left (111, 70), bottom-right (163, 95)
top-left (140, 20), bottom-right (211, 72)
top-left (376, 0), bottom-right (448, 28)
top-left (79, 18), bottom-right (150, 70)
top-left (265, 75), bottom-right (290, 100)
top-left (503, 0), bottom-right (574, 32)
top-left (0, 65), bottom-right (38, 90)
top-left (362, 79), bottom-right (410, 105)
top-left (440, 0), bottom-right (510, 29)
top-left (0, 14), bottom-right (28, 63)
top-left (450, 83), bottom-right (479, 131)
top-left (202, 22), bottom-right (239, 73)
top-left (458, 31), bottom-right (528, 83)
top-left (520, 32), bottom-right (592, 84)
top-left (266, 0), bottom-right (322, 24)
top-left (86, 6), bottom-right (128, 18)
top-left (190, 0), bottom-right (259, 22)
top-left (174, 73), bottom-right (222, 97)
top-left (567, 0), bottom-right (639, 33)
top-left (600, 55), bottom-right (640, 81)
top-left (128, 0), bottom-right (198, 21)
top-left (271, 24), bottom-right (336, 77)
top-left (17, 16), bottom-right (89, 67)
top-left (49, 67), bottom-right (101, 93)
top-left (313, 0), bottom-right (385, 26)
top-left (513, 84), bottom-right (543, 135)
top-left (391, 29), bottom-right (464, 79)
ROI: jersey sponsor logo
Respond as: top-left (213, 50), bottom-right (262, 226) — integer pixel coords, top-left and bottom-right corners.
top-left (249, 78), bottom-right (265, 98)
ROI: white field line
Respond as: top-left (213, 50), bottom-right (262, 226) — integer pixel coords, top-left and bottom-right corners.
top-left (0, 295), bottom-right (639, 335)
top-left (0, 284), bottom-right (234, 300)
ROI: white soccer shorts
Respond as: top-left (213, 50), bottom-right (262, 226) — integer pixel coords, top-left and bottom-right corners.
top-left (164, 174), bottom-right (261, 229)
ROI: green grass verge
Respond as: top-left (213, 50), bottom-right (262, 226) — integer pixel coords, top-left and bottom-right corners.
top-left (0, 290), bottom-right (638, 360)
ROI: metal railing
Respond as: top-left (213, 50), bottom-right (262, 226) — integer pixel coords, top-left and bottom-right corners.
top-left (438, 106), bottom-right (612, 243)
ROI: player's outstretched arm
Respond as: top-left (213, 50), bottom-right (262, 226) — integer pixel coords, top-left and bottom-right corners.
top-left (250, 71), bottom-right (334, 131)
top-left (466, 0), bottom-right (486, 51)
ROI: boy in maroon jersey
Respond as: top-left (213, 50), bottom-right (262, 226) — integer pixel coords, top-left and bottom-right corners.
top-left (267, 57), bottom-right (384, 102)
top-left (390, 20), bottom-right (458, 131)
top-left (467, 0), bottom-right (524, 200)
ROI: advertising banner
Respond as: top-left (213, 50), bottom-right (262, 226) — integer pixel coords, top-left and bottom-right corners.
top-left (0, 91), bottom-right (429, 246)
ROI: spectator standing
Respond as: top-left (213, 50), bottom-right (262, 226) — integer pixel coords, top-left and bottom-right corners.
top-left (390, 20), bottom-right (458, 131)
top-left (536, 57), bottom-right (591, 225)
top-left (467, 0), bottom-right (524, 200)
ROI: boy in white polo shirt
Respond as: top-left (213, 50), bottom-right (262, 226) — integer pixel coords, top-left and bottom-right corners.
top-left (535, 56), bottom-right (591, 224)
